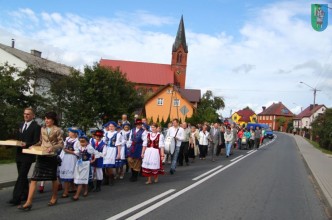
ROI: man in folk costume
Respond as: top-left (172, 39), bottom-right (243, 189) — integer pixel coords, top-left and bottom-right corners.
top-left (90, 130), bottom-right (105, 192)
top-left (127, 119), bottom-right (147, 182)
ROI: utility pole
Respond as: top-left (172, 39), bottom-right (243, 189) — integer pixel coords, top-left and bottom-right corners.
top-left (299, 81), bottom-right (321, 106)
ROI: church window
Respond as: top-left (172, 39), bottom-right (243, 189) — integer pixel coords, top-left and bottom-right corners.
top-left (177, 52), bottom-right (182, 63)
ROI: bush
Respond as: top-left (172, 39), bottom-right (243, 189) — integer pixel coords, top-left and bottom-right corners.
top-left (311, 108), bottom-right (332, 151)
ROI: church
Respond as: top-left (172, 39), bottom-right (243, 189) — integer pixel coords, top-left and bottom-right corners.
top-left (100, 16), bottom-right (201, 122)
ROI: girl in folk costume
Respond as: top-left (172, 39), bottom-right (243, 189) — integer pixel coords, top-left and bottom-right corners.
top-left (188, 125), bottom-right (200, 162)
top-left (121, 123), bottom-right (132, 176)
top-left (114, 125), bottom-right (127, 179)
top-left (90, 130), bottom-right (105, 192)
top-left (72, 136), bottom-right (102, 201)
top-left (102, 122), bottom-right (122, 184)
top-left (59, 127), bottom-right (79, 198)
top-left (141, 123), bottom-right (165, 184)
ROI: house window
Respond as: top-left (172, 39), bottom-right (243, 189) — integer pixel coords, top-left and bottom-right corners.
top-left (270, 116), bottom-right (273, 120)
top-left (157, 98), bottom-right (164, 106)
top-left (173, 99), bottom-right (180, 107)
top-left (167, 89), bottom-right (172, 94)
top-left (263, 116), bottom-right (265, 120)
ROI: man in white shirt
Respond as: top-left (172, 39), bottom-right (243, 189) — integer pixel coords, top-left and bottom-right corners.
top-left (166, 119), bottom-right (184, 175)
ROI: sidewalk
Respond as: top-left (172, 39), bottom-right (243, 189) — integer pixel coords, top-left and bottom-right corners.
top-left (293, 134), bottom-right (332, 209)
top-left (0, 163), bottom-right (34, 188)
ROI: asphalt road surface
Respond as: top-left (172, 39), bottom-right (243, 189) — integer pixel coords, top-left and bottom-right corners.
top-left (0, 133), bottom-right (330, 220)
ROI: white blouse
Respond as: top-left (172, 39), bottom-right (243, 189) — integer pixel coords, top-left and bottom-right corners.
top-left (199, 131), bottom-right (210, 145)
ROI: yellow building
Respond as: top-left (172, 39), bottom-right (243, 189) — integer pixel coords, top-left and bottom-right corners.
top-left (231, 109), bottom-right (257, 127)
top-left (145, 84), bottom-right (200, 122)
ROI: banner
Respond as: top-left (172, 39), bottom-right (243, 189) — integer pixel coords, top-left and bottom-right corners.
top-left (311, 4), bottom-right (328, 32)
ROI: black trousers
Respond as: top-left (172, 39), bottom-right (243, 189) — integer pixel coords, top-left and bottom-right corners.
top-left (178, 141), bottom-right (189, 165)
top-left (12, 160), bottom-right (33, 202)
top-left (199, 145), bottom-right (208, 158)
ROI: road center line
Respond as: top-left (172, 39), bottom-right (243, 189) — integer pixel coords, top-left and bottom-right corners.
top-left (192, 165), bottom-right (223, 181)
top-left (125, 150), bottom-right (257, 220)
top-left (106, 189), bottom-right (176, 220)
top-left (230, 155), bottom-right (243, 162)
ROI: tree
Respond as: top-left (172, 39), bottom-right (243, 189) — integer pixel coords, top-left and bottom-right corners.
top-left (275, 117), bottom-right (287, 131)
top-left (187, 90), bottom-right (225, 125)
top-left (311, 108), bottom-right (332, 151)
top-left (0, 64), bottom-right (46, 139)
top-left (49, 63), bottom-right (143, 131)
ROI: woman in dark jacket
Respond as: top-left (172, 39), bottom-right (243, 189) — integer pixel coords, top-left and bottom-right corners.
top-left (19, 112), bottom-right (64, 211)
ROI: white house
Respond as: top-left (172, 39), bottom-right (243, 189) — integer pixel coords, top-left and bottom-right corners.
top-left (293, 104), bottom-right (327, 129)
top-left (0, 40), bottom-right (73, 95)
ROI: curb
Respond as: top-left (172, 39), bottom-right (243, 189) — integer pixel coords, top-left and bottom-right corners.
top-left (290, 133), bottom-right (332, 218)
top-left (0, 180), bottom-right (16, 189)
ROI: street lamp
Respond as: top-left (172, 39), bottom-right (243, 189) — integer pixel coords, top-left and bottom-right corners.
top-left (299, 81), bottom-right (321, 106)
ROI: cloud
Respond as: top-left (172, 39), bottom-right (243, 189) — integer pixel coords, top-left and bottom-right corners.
top-left (0, 2), bottom-right (332, 118)
top-left (232, 64), bottom-right (255, 74)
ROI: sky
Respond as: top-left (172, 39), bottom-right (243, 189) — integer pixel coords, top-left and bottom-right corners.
top-left (0, 0), bottom-right (331, 118)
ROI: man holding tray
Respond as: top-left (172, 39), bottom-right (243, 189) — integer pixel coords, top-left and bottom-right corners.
top-left (8, 107), bottom-right (40, 206)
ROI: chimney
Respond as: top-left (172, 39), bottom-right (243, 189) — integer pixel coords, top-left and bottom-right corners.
top-left (11, 39), bottom-right (15, 48)
top-left (309, 104), bottom-right (313, 110)
top-left (262, 106), bottom-right (266, 111)
top-left (30, 49), bottom-right (42, 58)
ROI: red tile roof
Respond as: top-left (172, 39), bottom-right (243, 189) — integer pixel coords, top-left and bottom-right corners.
top-left (258, 102), bottom-right (294, 116)
top-left (100, 59), bottom-right (174, 86)
top-left (294, 104), bottom-right (325, 119)
top-left (236, 109), bottom-right (256, 122)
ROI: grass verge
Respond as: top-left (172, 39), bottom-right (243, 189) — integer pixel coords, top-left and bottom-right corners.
top-left (307, 139), bottom-right (332, 155)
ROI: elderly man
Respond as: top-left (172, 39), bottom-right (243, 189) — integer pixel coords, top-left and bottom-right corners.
top-left (8, 108), bottom-right (40, 206)
top-left (210, 123), bottom-right (221, 161)
top-left (178, 122), bottom-right (191, 166)
top-left (167, 119), bottom-right (184, 175)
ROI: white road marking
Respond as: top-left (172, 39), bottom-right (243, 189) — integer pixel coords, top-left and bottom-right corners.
top-left (106, 189), bottom-right (176, 220)
top-left (247, 150), bottom-right (255, 154)
top-left (230, 155), bottom-right (243, 162)
top-left (192, 165), bottom-right (223, 181)
top-left (125, 150), bottom-right (257, 220)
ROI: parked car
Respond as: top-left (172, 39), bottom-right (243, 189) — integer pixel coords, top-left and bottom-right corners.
top-left (246, 123), bottom-right (274, 139)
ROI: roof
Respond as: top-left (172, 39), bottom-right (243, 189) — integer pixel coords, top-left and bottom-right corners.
top-left (258, 102), bottom-right (294, 116)
top-left (100, 59), bottom-right (174, 86)
top-left (235, 109), bottom-right (256, 122)
top-left (145, 84), bottom-right (198, 107)
top-left (0, 43), bottom-right (72, 76)
top-left (172, 15), bottom-right (188, 53)
top-left (294, 104), bottom-right (326, 119)
top-left (178, 88), bottom-right (201, 103)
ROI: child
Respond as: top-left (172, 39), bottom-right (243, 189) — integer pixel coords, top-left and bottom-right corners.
top-left (90, 130), bottom-right (105, 192)
top-left (59, 127), bottom-right (79, 198)
top-left (102, 122), bottom-right (122, 184)
top-left (119, 123), bottom-right (131, 179)
top-left (72, 135), bottom-right (102, 200)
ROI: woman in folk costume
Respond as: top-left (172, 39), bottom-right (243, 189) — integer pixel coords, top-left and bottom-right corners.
top-left (141, 123), bottom-right (165, 184)
top-left (127, 119), bottom-right (147, 182)
top-left (102, 121), bottom-right (122, 184)
top-left (59, 127), bottom-right (79, 198)
top-left (72, 135), bottom-right (102, 201)
top-left (90, 130), bottom-right (105, 192)
top-left (188, 125), bottom-right (200, 163)
top-left (19, 112), bottom-right (64, 211)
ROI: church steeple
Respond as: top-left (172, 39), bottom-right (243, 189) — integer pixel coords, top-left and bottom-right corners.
top-left (172, 15), bottom-right (188, 53)
top-left (171, 15), bottom-right (188, 89)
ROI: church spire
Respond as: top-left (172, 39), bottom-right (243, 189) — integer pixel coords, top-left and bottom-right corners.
top-left (172, 15), bottom-right (188, 53)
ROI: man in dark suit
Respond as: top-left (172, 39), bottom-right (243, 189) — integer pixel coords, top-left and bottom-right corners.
top-left (210, 123), bottom-right (221, 161)
top-left (8, 107), bottom-right (40, 205)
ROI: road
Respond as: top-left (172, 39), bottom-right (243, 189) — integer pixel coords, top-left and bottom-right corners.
top-left (0, 133), bottom-right (330, 220)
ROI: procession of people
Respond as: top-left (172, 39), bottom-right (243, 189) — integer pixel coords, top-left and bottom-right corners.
top-left (8, 108), bottom-right (266, 211)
